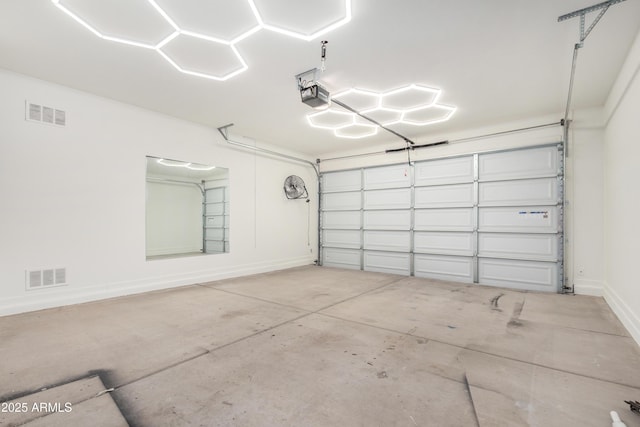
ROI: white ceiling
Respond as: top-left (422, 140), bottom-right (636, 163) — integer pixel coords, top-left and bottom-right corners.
top-left (1, 0), bottom-right (638, 156)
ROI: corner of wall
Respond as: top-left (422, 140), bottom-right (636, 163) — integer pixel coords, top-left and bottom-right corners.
top-left (0, 255), bottom-right (315, 317)
top-left (603, 282), bottom-right (640, 346)
top-left (604, 27), bottom-right (640, 125)
top-left (573, 279), bottom-right (603, 297)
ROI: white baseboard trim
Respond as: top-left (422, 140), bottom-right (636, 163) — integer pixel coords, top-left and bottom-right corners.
top-left (0, 256), bottom-right (315, 317)
top-left (603, 282), bottom-right (640, 346)
top-left (573, 278), bottom-right (604, 296)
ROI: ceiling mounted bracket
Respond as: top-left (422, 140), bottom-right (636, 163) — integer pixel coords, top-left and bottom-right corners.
top-left (320, 40), bottom-right (328, 72)
top-left (558, 0), bottom-right (627, 48)
top-left (558, 0), bottom-right (627, 157)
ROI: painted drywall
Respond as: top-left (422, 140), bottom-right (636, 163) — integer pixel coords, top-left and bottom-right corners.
top-left (0, 69), bottom-right (318, 316)
top-left (145, 181), bottom-right (203, 257)
top-left (603, 29), bottom-right (640, 345)
top-left (568, 117), bottom-right (605, 296)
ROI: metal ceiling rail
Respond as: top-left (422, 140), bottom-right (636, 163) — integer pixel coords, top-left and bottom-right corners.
top-left (217, 123), bottom-right (322, 267)
top-left (319, 121), bottom-right (562, 163)
top-left (217, 123), bottom-right (319, 177)
top-left (331, 98), bottom-right (417, 146)
top-left (558, 0), bottom-right (627, 156)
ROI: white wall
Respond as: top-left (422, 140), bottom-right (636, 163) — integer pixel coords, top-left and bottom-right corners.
top-left (146, 181), bottom-right (203, 256)
top-left (0, 69), bottom-right (318, 316)
top-left (319, 113), bottom-right (606, 298)
top-left (602, 29), bottom-right (640, 345)
top-left (568, 109), bottom-right (605, 296)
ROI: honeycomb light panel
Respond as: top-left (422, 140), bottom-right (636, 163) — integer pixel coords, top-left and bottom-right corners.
top-left (51, 0), bottom-right (352, 81)
top-left (157, 158), bottom-right (216, 171)
top-left (332, 88), bottom-right (381, 111)
top-left (360, 107), bottom-right (404, 126)
top-left (335, 123), bottom-right (378, 139)
top-left (158, 34), bottom-right (248, 81)
top-left (307, 109), bottom-right (355, 130)
top-left (380, 84), bottom-right (441, 110)
top-left (305, 84), bottom-right (457, 138)
top-left (401, 104), bottom-right (457, 126)
top-left (51, 0), bottom-right (165, 49)
top-left (250, 0), bottom-right (352, 42)
top-left (154, 0), bottom-right (259, 43)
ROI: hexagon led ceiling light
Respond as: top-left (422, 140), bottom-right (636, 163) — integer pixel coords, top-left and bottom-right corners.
top-left (306, 109), bottom-right (379, 139)
top-left (251, 0), bottom-right (352, 41)
top-left (50, 0), bottom-right (352, 81)
top-left (306, 84), bottom-right (457, 139)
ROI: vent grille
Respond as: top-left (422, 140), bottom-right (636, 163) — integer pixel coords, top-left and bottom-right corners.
top-left (42, 106), bottom-right (54, 124)
top-left (55, 109), bottom-right (66, 126)
top-left (26, 101), bottom-right (66, 127)
top-left (28, 103), bottom-right (42, 121)
top-left (26, 268), bottom-right (67, 290)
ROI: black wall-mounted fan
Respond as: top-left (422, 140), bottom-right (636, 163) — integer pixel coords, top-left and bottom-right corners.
top-left (283, 175), bottom-right (309, 200)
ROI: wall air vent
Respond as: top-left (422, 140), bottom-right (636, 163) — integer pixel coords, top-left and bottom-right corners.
top-left (26, 268), bottom-right (67, 290)
top-left (26, 101), bottom-right (66, 127)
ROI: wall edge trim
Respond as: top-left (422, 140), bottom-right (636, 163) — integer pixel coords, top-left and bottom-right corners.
top-left (573, 278), bottom-right (604, 297)
top-left (0, 256), bottom-right (315, 317)
top-left (603, 281), bottom-right (640, 346)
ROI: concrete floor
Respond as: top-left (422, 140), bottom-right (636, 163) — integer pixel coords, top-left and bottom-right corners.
top-left (1, 266), bottom-right (639, 427)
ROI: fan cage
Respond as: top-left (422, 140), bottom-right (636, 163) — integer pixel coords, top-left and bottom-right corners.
top-left (284, 175), bottom-right (309, 200)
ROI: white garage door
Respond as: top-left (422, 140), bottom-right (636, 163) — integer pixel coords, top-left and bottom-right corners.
top-left (321, 144), bottom-right (564, 292)
top-left (204, 186), bottom-right (229, 253)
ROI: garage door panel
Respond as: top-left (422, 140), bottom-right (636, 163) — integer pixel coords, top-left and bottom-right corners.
top-left (323, 211), bottom-right (361, 230)
top-left (320, 143), bottom-right (563, 293)
top-left (415, 183), bottom-right (474, 208)
top-left (414, 231), bottom-right (475, 256)
top-left (414, 156), bottom-right (474, 186)
top-left (478, 233), bottom-right (559, 261)
top-left (478, 206), bottom-right (559, 233)
top-left (205, 228), bottom-right (224, 240)
top-left (479, 146), bottom-right (559, 181)
top-left (414, 254), bottom-right (474, 283)
top-left (322, 192), bottom-right (361, 211)
top-left (364, 210), bottom-right (411, 230)
top-left (206, 188), bottom-right (225, 203)
top-left (364, 165), bottom-right (411, 190)
top-left (364, 188), bottom-right (411, 210)
top-left (323, 248), bottom-right (361, 270)
top-left (323, 170), bottom-right (361, 192)
top-left (205, 241), bottom-right (225, 253)
top-left (364, 230), bottom-right (411, 252)
top-left (205, 216), bottom-right (224, 228)
top-left (478, 258), bottom-right (559, 292)
top-left (364, 251), bottom-right (410, 275)
top-left (205, 202), bottom-right (224, 215)
top-left (323, 229), bottom-right (361, 249)
top-left (414, 208), bottom-right (475, 231)
top-left (479, 178), bottom-right (558, 206)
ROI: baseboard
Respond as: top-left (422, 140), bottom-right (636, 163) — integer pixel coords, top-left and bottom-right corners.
top-left (0, 256), bottom-right (315, 317)
top-left (572, 278), bottom-right (604, 296)
top-left (603, 282), bottom-right (640, 346)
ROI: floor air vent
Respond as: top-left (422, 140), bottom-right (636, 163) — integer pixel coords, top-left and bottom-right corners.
top-left (26, 268), bottom-right (67, 290)
top-left (26, 101), bottom-right (66, 127)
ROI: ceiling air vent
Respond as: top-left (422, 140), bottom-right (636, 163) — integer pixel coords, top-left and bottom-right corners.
top-left (26, 101), bottom-right (66, 127)
top-left (26, 268), bottom-right (68, 290)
